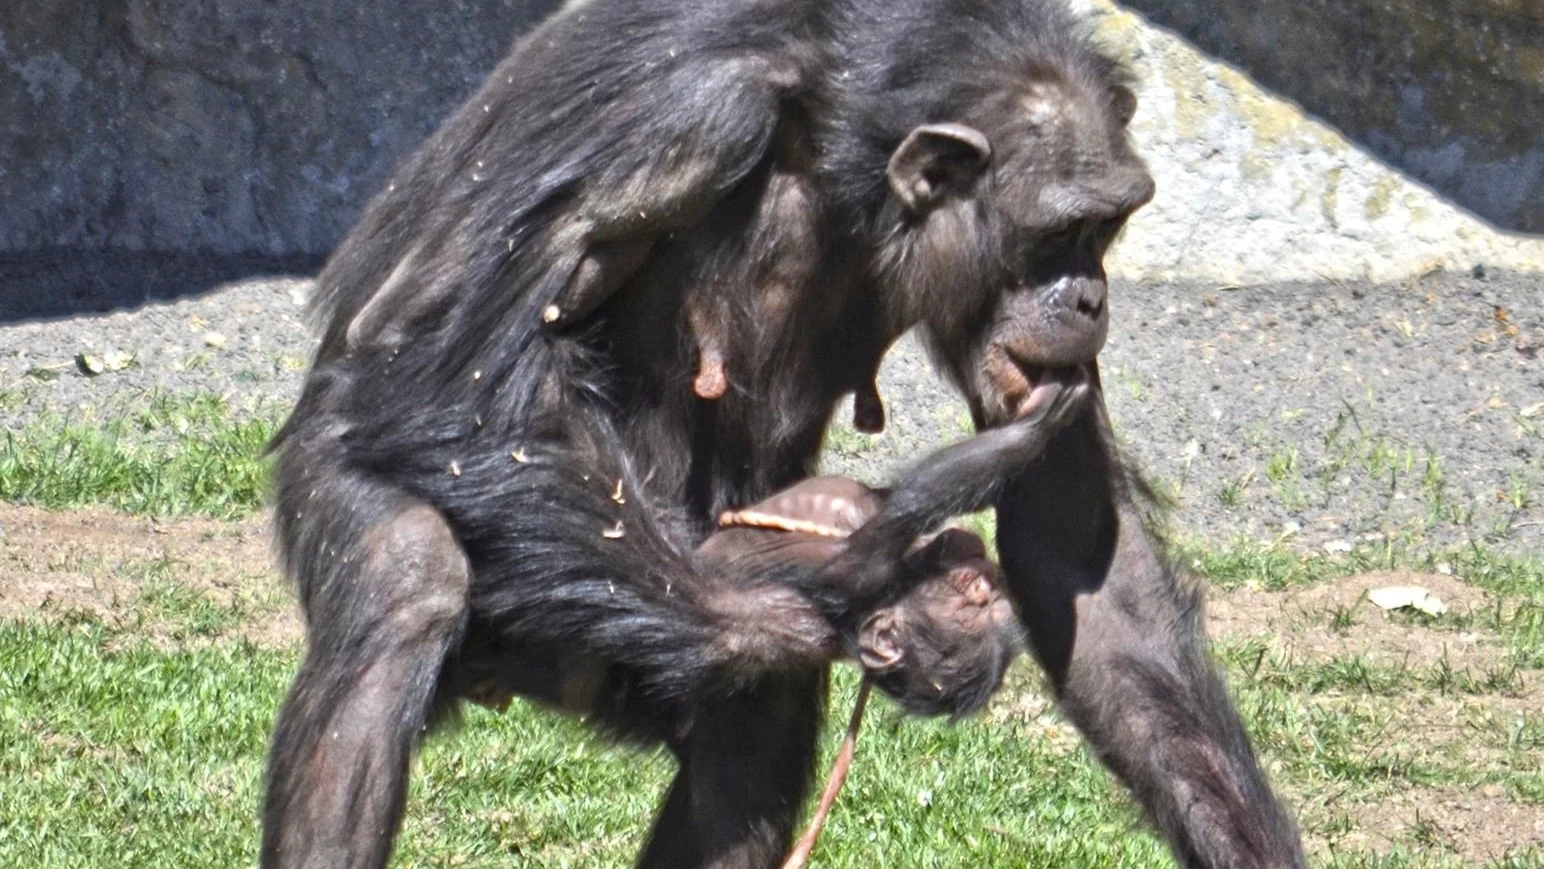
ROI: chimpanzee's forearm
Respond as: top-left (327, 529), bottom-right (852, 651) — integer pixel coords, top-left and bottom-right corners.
top-left (796, 384), bottom-right (1085, 622)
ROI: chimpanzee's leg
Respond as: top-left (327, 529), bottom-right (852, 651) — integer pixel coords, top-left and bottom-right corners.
top-left (995, 379), bottom-right (1305, 869)
top-left (637, 671), bottom-right (825, 869)
top-left (261, 465), bottom-right (470, 869)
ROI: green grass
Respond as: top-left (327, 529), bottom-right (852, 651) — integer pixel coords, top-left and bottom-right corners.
top-left (0, 614), bottom-right (1179, 869)
top-left (0, 392), bottom-right (279, 518)
top-left (1218, 639), bottom-right (1524, 698)
top-left (131, 555), bottom-right (272, 641)
top-left (3, 391), bottom-right (1544, 867)
top-left (5, 578), bottom-right (1542, 869)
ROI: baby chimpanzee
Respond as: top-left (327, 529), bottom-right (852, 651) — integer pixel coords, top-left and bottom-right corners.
top-left (462, 474), bottom-right (1020, 723)
top-left (702, 474), bottom-right (1020, 718)
top-left (700, 475), bottom-right (1023, 869)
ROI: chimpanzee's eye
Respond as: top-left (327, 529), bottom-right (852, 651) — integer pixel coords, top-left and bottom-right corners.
top-left (1042, 224), bottom-right (1079, 250)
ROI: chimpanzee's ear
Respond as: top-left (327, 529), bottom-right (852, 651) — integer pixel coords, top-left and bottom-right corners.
top-left (857, 611), bottom-right (905, 673)
top-left (886, 123), bottom-right (992, 214)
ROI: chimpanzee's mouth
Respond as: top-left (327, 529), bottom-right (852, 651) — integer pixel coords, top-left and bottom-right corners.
top-left (1014, 365), bottom-right (1083, 418)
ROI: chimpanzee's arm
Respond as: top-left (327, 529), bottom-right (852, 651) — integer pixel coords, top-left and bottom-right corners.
top-left (539, 56), bottom-right (804, 330)
top-left (793, 376), bottom-right (1088, 623)
top-left (996, 375), bottom-right (1308, 867)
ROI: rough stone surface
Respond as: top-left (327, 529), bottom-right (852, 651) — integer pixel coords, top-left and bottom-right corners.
top-left (1079, 0), bottom-right (1544, 284)
top-left (0, 0), bottom-right (1539, 288)
top-left (1114, 0), bottom-right (1543, 235)
top-left (0, 0), bottom-right (560, 256)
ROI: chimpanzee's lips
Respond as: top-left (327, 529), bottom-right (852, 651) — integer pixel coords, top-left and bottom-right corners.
top-left (1014, 365), bottom-right (1080, 418)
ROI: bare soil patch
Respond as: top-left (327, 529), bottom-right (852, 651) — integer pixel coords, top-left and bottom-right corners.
top-left (1313, 785), bottom-right (1544, 865)
top-left (1208, 570), bottom-right (1509, 675)
top-left (0, 503), bottom-right (299, 646)
top-left (1206, 570), bottom-right (1541, 864)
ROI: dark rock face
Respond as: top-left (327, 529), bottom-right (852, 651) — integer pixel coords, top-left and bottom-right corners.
top-left (1, 0), bottom-right (1536, 267)
top-left (0, 0), bottom-right (562, 257)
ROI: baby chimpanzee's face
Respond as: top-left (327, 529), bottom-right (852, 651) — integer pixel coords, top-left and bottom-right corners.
top-left (708, 477), bottom-right (1022, 719)
top-left (856, 528), bottom-right (1022, 718)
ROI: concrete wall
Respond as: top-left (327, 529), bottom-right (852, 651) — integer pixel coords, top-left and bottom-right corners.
top-left (1115, 0), bottom-right (1542, 234)
top-left (0, 0), bottom-right (1539, 290)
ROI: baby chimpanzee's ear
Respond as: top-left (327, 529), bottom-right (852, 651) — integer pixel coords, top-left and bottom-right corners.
top-left (856, 610), bottom-right (905, 673)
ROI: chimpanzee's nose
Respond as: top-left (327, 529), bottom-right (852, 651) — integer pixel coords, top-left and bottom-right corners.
top-left (1073, 275), bottom-right (1107, 321)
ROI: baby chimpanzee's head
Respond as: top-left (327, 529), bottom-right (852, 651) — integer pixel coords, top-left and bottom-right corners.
top-left (713, 477), bottom-right (1022, 718)
top-left (855, 527), bottom-right (1022, 718)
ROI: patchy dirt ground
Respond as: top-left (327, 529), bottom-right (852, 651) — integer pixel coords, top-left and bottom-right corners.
top-left (2, 504), bottom-right (1540, 864)
top-left (1209, 570), bottom-right (1507, 673)
top-left (1209, 570), bottom-right (1542, 863)
top-left (0, 504), bottom-right (299, 647)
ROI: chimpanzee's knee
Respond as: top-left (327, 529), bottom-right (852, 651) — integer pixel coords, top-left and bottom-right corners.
top-left (355, 503), bottom-right (470, 634)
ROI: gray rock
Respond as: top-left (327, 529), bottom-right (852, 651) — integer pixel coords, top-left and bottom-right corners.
top-left (0, 0), bottom-right (561, 257)
top-left (1115, 0), bottom-right (1543, 234)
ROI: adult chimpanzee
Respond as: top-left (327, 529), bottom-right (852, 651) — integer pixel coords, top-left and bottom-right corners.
top-left (264, 0), bottom-right (1308, 867)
